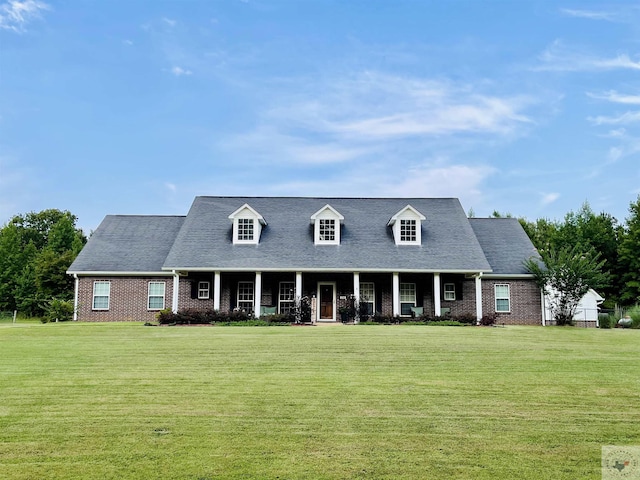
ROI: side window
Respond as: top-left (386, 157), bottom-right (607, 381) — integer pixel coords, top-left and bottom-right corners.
top-left (148, 282), bottom-right (166, 310)
top-left (495, 284), bottom-right (510, 313)
top-left (93, 281), bottom-right (110, 310)
top-left (198, 281), bottom-right (210, 300)
top-left (237, 282), bottom-right (254, 313)
top-left (444, 283), bottom-right (456, 301)
top-left (400, 283), bottom-right (416, 316)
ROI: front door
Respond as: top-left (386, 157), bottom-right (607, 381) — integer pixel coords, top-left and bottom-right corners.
top-left (318, 283), bottom-right (335, 321)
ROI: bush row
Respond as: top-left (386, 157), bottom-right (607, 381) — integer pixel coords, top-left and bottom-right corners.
top-left (155, 308), bottom-right (296, 325)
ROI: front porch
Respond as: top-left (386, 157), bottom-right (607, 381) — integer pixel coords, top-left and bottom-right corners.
top-left (173, 270), bottom-right (485, 323)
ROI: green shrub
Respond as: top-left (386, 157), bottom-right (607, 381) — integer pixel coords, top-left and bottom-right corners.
top-left (480, 312), bottom-right (498, 326)
top-left (452, 312), bottom-right (477, 325)
top-left (598, 313), bottom-right (614, 329)
top-left (627, 305), bottom-right (640, 329)
top-left (43, 298), bottom-right (74, 323)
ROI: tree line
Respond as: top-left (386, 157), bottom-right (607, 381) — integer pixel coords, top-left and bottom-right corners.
top-left (0, 209), bottom-right (86, 320)
top-left (0, 197), bottom-right (639, 320)
top-left (508, 196), bottom-right (640, 308)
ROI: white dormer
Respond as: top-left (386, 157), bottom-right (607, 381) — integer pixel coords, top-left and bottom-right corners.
top-left (228, 204), bottom-right (267, 245)
top-left (310, 204), bottom-right (344, 245)
top-left (387, 205), bottom-right (426, 245)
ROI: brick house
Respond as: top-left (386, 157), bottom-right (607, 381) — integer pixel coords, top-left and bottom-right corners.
top-left (67, 196), bottom-right (544, 324)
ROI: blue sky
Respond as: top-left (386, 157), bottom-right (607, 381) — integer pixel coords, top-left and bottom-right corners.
top-left (2, 0), bottom-right (640, 233)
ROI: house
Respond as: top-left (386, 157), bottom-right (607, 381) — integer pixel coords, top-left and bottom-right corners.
top-left (67, 196), bottom-right (544, 324)
top-left (544, 288), bottom-right (604, 327)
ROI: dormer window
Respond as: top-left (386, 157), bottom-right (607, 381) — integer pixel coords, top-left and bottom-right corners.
top-left (311, 205), bottom-right (344, 245)
top-left (388, 205), bottom-right (426, 245)
top-left (228, 204), bottom-right (267, 245)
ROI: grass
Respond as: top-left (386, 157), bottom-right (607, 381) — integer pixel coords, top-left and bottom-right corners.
top-left (0, 323), bottom-right (638, 479)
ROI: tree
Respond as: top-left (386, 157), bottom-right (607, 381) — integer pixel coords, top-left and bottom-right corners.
top-left (525, 245), bottom-right (610, 326)
top-left (618, 196), bottom-right (640, 305)
top-left (0, 209), bottom-right (86, 317)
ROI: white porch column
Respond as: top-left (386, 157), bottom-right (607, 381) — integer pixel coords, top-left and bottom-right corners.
top-left (475, 274), bottom-right (483, 324)
top-left (353, 272), bottom-right (360, 322)
top-left (295, 272), bottom-right (302, 300)
top-left (172, 271), bottom-right (180, 313)
top-left (213, 271), bottom-right (221, 311)
top-left (433, 272), bottom-right (441, 316)
top-left (255, 272), bottom-right (262, 317)
top-left (73, 274), bottom-right (79, 321)
top-left (392, 272), bottom-right (400, 317)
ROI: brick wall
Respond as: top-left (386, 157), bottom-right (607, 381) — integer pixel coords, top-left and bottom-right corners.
top-left (481, 279), bottom-right (543, 325)
top-left (77, 276), bottom-right (174, 322)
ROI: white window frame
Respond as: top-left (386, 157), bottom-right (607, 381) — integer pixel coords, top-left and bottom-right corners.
top-left (311, 205), bottom-right (343, 245)
top-left (400, 219), bottom-right (417, 243)
top-left (92, 280), bottom-right (110, 310)
top-left (319, 219), bottom-right (336, 242)
top-left (228, 204), bottom-right (266, 245)
top-left (359, 282), bottom-right (375, 316)
top-left (237, 281), bottom-right (254, 313)
top-left (495, 284), bottom-right (511, 313)
top-left (198, 281), bottom-right (210, 300)
top-left (388, 205), bottom-right (425, 245)
top-left (400, 282), bottom-right (416, 316)
top-left (148, 281), bottom-right (166, 310)
top-left (278, 282), bottom-right (295, 314)
top-left (444, 283), bottom-right (456, 301)
top-left (236, 218), bottom-right (254, 242)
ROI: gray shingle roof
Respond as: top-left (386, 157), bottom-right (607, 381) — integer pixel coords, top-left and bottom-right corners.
top-left (68, 215), bottom-right (185, 273)
top-left (469, 218), bottom-right (540, 275)
top-left (162, 197), bottom-right (492, 272)
top-left (69, 198), bottom-right (540, 276)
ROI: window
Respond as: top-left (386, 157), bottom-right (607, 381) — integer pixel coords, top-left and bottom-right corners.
top-left (311, 205), bottom-right (343, 245)
top-left (237, 218), bottom-right (254, 241)
top-left (495, 284), bottom-right (511, 313)
top-left (444, 283), bottom-right (456, 301)
top-left (388, 205), bottom-right (425, 245)
top-left (93, 281), bottom-right (110, 310)
top-left (228, 204), bottom-right (266, 245)
top-left (359, 282), bottom-right (375, 316)
top-left (400, 282), bottom-right (416, 316)
top-left (400, 219), bottom-right (417, 242)
top-left (319, 219), bottom-right (335, 241)
top-left (148, 282), bottom-right (166, 310)
top-left (237, 282), bottom-right (254, 312)
top-left (279, 282), bottom-right (295, 314)
top-left (198, 281), bottom-right (210, 300)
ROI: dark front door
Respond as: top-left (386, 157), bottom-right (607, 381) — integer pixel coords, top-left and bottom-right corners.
top-left (319, 283), bottom-right (334, 321)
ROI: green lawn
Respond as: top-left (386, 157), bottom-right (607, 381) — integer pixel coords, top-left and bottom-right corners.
top-left (0, 323), bottom-right (638, 479)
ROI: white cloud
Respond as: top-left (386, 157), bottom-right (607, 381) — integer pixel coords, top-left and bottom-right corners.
top-left (265, 72), bottom-right (532, 140)
top-left (587, 91), bottom-right (640, 105)
top-left (535, 41), bottom-right (640, 72)
top-left (0, 0), bottom-right (49, 32)
top-left (560, 8), bottom-right (616, 21)
top-left (170, 66), bottom-right (192, 76)
top-left (540, 192), bottom-right (560, 206)
top-left (588, 111), bottom-right (640, 125)
top-left (162, 17), bottom-right (176, 27)
top-left (165, 182), bottom-right (177, 193)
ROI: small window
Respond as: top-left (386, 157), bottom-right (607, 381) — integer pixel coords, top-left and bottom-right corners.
top-left (360, 282), bottom-right (375, 316)
top-left (237, 218), bottom-right (254, 241)
top-left (400, 282), bottom-right (416, 316)
top-left (237, 282), bottom-right (254, 312)
top-left (319, 219), bottom-right (335, 242)
top-left (198, 281), bottom-right (210, 300)
top-left (93, 281), bottom-right (110, 310)
top-left (495, 284), bottom-right (510, 313)
top-left (148, 282), bottom-right (166, 310)
top-left (444, 283), bottom-right (456, 301)
top-left (400, 219), bottom-right (417, 242)
top-left (279, 282), bottom-right (295, 314)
